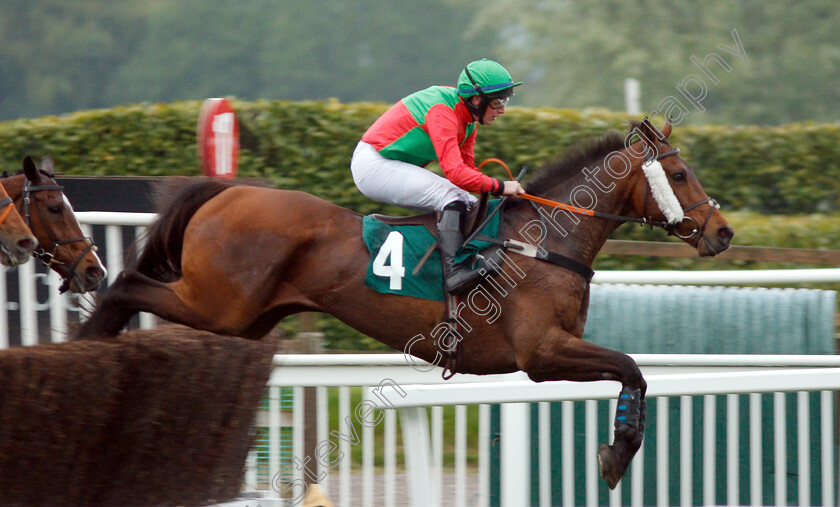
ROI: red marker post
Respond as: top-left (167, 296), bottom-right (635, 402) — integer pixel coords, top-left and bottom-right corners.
top-left (197, 98), bottom-right (240, 178)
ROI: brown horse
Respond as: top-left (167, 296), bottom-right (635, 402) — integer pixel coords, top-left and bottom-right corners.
top-left (0, 180), bottom-right (38, 266)
top-left (75, 119), bottom-right (733, 487)
top-left (2, 156), bottom-right (106, 293)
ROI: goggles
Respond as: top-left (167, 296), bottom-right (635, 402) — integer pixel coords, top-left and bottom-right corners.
top-left (487, 96), bottom-right (510, 110)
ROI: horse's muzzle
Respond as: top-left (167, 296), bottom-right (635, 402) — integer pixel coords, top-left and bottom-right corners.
top-left (698, 225), bottom-right (734, 257)
top-left (84, 265), bottom-right (107, 291)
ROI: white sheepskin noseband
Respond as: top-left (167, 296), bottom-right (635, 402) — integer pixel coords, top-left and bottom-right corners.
top-left (641, 159), bottom-right (684, 224)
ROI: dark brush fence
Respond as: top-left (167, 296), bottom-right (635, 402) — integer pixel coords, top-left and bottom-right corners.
top-left (0, 325), bottom-right (277, 507)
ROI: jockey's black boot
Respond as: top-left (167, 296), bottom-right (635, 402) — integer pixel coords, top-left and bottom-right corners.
top-left (438, 202), bottom-right (484, 295)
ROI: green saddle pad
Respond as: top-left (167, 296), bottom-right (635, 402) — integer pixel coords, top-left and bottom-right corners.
top-left (362, 200), bottom-right (503, 301)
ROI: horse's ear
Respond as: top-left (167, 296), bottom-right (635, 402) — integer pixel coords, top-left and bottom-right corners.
top-left (641, 117), bottom-right (667, 142)
top-left (41, 155), bottom-right (55, 176)
top-left (661, 118), bottom-right (673, 139)
top-left (635, 117), bottom-right (659, 153)
top-left (23, 156), bottom-right (39, 181)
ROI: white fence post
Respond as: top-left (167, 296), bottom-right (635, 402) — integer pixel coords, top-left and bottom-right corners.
top-left (18, 260), bottom-right (37, 346)
top-left (0, 273), bottom-right (7, 349)
top-left (501, 403), bottom-right (530, 507)
top-left (48, 270), bottom-right (67, 342)
top-left (399, 406), bottom-right (436, 507)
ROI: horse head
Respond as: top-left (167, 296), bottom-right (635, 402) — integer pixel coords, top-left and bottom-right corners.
top-left (626, 118), bottom-right (734, 256)
top-left (14, 156), bottom-right (107, 293)
top-left (0, 181), bottom-right (37, 266)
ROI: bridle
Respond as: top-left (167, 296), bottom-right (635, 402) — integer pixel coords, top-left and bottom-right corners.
top-left (483, 146), bottom-right (721, 242)
top-left (22, 178), bottom-right (98, 293)
top-left (640, 147), bottom-right (720, 241)
top-left (0, 183), bottom-right (17, 228)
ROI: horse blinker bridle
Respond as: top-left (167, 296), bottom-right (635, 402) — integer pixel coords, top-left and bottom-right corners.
top-left (22, 179), bottom-right (98, 293)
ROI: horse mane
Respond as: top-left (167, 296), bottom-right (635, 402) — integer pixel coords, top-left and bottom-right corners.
top-left (521, 119), bottom-right (675, 201)
top-left (523, 129), bottom-right (626, 198)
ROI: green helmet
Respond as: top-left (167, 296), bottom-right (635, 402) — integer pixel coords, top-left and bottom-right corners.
top-left (457, 59), bottom-right (523, 98)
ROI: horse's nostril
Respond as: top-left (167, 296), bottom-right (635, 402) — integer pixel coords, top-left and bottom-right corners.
top-left (87, 266), bottom-right (105, 283)
top-left (17, 238), bottom-right (36, 252)
top-left (718, 226), bottom-right (734, 244)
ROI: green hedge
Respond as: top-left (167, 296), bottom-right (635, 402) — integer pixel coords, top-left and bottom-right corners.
top-left (1, 100), bottom-right (839, 215)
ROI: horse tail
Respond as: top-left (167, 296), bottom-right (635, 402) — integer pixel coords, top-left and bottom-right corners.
top-left (132, 177), bottom-right (236, 281)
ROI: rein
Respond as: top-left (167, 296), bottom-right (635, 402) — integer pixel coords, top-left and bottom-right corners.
top-left (22, 179), bottom-right (97, 293)
top-left (481, 150), bottom-right (719, 239)
top-left (0, 184), bottom-right (20, 260)
top-left (0, 181), bottom-right (20, 227)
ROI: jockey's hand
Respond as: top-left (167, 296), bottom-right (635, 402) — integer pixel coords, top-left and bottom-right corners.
top-left (502, 180), bottom-right (525, 196)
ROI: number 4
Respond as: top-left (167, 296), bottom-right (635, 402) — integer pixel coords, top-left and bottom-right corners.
top-left (372, 231), bottom-right (406, 290)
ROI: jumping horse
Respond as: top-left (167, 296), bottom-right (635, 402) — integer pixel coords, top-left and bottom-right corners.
top-left (0, 179), bottom-right (37, 266)
top-left (75, 118), bottom-right (733, 488)
top-left (2, 156), bottom-right (106, 293)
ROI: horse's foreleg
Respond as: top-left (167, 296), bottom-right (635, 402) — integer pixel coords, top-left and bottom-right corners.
top-left (597, 388), bottom-right (646, 490)
top-left (520, 332), bottom-right (647, 489)
top-left (74, 270), bottom-right (207, 340)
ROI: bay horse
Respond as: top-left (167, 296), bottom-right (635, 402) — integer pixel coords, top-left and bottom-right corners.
top-left (75, 118), bottom-right (733, 488)
top-left (2, 156), bottom-right (106, 293)
top-left (0, 180), bottom-right (38, 266)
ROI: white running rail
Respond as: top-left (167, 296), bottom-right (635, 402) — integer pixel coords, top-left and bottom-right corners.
top-left (366, 364), bottom-right (840, 507)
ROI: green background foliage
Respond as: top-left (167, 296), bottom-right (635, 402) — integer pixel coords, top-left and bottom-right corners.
top-left (0, 0), bottom-right (493, 121)
top-left (3, 1), bottom-right (839, 126)
top-left (1, 100), bottom-right (838, 216)
top-left (474, 0), bottom-right (840, 125)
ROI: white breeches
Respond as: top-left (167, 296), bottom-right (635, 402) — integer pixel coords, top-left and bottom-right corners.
top-left (351, 141), bottom-right (477, 212)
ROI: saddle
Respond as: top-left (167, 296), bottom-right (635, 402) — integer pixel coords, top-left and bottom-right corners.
top-left (370, 193), bottom-right (490, 240)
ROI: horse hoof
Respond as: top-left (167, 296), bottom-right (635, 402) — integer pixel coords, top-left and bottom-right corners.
top-left (597, 444), bottom-right (623, 490)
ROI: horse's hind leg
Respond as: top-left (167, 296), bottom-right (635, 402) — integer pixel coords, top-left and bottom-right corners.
top-left (74, 270), bottom-right (207, 339)
top-left (521, 330), bottom-right (647, 489)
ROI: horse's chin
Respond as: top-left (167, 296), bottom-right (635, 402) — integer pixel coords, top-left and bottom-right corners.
top-left (66, 276), bottom-right (103, 295)
top-left (66, 279), bottom-right (88, 295)
top-left (0, 248), bottom-right (28, 267)
top-left (695, 234), bottom-right (729, 257)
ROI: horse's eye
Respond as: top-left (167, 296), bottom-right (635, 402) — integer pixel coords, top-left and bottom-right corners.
top-left (671, 172), bottom-right (686, 183)
top-left (48, 205), bottom-right (62, 214)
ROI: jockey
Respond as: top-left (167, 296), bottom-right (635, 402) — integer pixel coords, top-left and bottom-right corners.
top-left (351, 58), bottom-right (525, 295)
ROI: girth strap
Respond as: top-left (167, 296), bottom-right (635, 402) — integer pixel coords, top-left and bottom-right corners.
top-left (535, 248), bottom-right (595, 282)
top-left (472, 234), bottom-right (594, 282)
